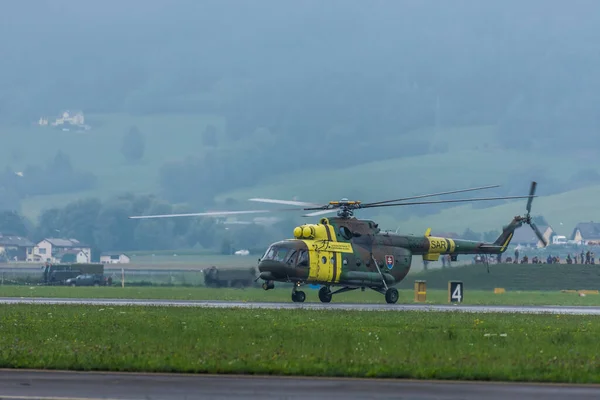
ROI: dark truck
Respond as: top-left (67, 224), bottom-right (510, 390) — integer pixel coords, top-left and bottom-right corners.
top-left (203, 266), bottom-right (258, 288)
top-left (41, 263), bottom-right (112, 286)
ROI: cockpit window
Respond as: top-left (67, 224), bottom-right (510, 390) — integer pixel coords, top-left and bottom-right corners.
top-left (262, 245), bottom-right (290, 262)
top-left (297, 250), bottom-right (308, 267)
top-left (286, 250), bottom-right (298, 265)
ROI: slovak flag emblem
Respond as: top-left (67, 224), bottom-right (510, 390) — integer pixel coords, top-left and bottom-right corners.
top-left (385, 255), bottom-right (394, 269)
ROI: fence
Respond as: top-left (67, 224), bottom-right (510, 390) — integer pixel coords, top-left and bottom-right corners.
top-left (0, 267), bottom-right (207, 287)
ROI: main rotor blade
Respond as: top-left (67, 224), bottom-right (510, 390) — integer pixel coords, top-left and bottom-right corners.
top-left (248, 198), bottom-right (322, 207)
top-left (362, 184), bottom-right (500, 206)
top-left (360, 195), bottom-right (535, 209)
top-left (526, 181), bottom-right (537, 214)
top-left (128, 208), bottom-right (303, 219)
top-left (302, 209), bottom-right (338, 217)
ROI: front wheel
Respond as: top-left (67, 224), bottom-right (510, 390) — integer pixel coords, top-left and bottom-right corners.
top-left (385, 288), bottom-right (399, 304)
top-left (292, 291), bottom-right (306, 303)
top-left (318, 286), bottom-right (332, 303)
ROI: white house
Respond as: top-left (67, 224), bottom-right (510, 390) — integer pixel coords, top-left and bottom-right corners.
top-left (54, 249), bottom-right (90, 263)
top-left (100, 253), bottom-right (131, 264)
top-left (31, 238), bottom-right (91, 263)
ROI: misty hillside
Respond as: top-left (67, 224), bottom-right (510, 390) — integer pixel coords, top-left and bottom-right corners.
top-left (1, 0), bottom-right (600, 238)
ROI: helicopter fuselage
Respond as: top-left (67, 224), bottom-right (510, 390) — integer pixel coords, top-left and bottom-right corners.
top-left (257, 215), bottom-right (518, 302)
top-left (127, 180), bottom-right (541, 304)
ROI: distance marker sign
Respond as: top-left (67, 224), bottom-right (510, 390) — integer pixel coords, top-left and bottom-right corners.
top-left (448, 281), bottom-right (463, 303)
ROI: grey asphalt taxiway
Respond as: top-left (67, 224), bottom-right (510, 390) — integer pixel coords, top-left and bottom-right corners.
top-left (1, 369), bottom-right (600, 400)
top-left (4, 296), bottom-right (600, 314)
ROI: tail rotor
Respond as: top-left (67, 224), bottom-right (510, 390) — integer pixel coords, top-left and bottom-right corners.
top-left (522, 181), bottom-right (548, 247)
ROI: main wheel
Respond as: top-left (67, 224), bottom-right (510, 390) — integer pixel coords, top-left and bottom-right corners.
top-left (385, 288), bottom-right (399, 304)
top-left (318, 286), bottom-right (332, 303)
top-left (292, 291), bottom-right (306, 303)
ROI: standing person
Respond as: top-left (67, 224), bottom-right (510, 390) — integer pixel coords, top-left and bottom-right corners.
top-left (586, 250), bottom-right (591, 264)
top-left (514, 248), bottom-right (520, 263)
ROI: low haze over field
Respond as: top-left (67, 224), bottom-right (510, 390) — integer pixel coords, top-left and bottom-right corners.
top-left (1, 0), bottom-right (599, 255)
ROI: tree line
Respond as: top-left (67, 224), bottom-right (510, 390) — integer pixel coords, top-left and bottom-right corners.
top-left (0, 194), bottom-right (545, 259)
top-left (0, 193), bottom-right (299, 260)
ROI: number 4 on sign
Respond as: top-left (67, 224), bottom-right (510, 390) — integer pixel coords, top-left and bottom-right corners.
top-left (452, 285), bottom-right (462, 302)
top-left (449, 281), bottom-right (463, 303)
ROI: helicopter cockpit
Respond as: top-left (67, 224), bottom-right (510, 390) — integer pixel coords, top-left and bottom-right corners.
top-left (260, 242), bottom-right (309, 268)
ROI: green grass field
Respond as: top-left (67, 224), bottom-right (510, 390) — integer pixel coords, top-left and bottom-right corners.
top-left (4, 116), bottom-right (596, 233)
top-left (3, 112), bottom-right (227, 220)
top-left (2, 304), bottom-right (600, 383)
top-left (3, 285), bottom-right (600, 306)
top-left (215, 126), bottom-right (598, 233)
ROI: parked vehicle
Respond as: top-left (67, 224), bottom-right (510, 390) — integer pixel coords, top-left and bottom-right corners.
top-left (203, 266), bottom-right (258, 288)
top-left (41, 263), bottom-right (106, 285)
top-left (65, 273), bottom-right (111, 286)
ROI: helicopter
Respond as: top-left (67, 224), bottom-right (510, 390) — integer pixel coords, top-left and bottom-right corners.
top-left (129, 181), bottom-right (547, 304)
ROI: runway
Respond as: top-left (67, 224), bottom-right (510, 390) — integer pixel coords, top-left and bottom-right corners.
top-left (4, 297), bottom-right (600, 314)
top-left (1, 369), bottom-right (600, 400)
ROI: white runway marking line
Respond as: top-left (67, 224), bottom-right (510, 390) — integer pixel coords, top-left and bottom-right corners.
top-left (3, 298), bottom-right (600, 314)
top-left (0, 396), bottom-right (122, 400)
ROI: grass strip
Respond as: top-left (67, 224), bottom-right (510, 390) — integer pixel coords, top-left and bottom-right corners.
top-left (1, 305), bottom-right (600, 383)
top-left (2, 285), bottom-right (600, 306)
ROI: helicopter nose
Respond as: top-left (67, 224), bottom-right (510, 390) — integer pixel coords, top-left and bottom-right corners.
top-left (258, 259), bottom-right (287, 281)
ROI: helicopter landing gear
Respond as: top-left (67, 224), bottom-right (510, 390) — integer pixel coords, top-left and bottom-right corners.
top-left (291, 282), bottom-right (306, 303)
top-left (318, 286), bottom-right (332, 303)
top-left (385, 288), bottom-right (399, 304)
top-left (292, 291), bottom-right (306, 302)
top-left (319, 286), bottom-right (358, 302)
top-left (369, 286), bottom-right (399, 304)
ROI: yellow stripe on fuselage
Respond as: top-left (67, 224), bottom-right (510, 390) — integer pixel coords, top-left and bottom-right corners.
top-left (301, 229), bottom-right (352, 284)
top-left (334, 251), bottom-right (342, 283)
top-left (448, 238), bottom-right (456, 253)
top-left (326, 224), bottom-right (337, 241)
top-left (500, 232), bottom-right (513, 252)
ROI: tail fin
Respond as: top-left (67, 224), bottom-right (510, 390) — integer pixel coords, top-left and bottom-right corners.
top-left (493, 217), bottom-right (524, 252)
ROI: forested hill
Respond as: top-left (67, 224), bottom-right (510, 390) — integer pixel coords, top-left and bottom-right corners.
top-left (1, 0), bottom-right (600, 245)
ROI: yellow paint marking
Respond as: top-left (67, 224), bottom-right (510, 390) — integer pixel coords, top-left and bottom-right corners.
top-left (448, 238), bottom-right (456, 253)
top-left (302, 240), bottom-right (353, 253)
top-left (334, 251), bottom-right (342, 283)
top-left (326, 224), bottom-right (337, 242)
top-left (322, 242), bottom-right (353, 253)
top-left (500, 232), bottom-right (513, 252)
top-left (428, 237), bottom-right (448, 252)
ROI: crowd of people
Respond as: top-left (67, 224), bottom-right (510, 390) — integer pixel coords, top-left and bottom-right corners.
top-left (507, 249), bottom-right (596, 264)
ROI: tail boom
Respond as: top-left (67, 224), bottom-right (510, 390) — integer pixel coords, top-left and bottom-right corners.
top-left (408, 216), bottom-right (526, 261)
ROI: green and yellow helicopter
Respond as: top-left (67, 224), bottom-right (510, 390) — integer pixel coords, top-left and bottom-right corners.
top-left (130, 181), bottom-right (546, 304)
